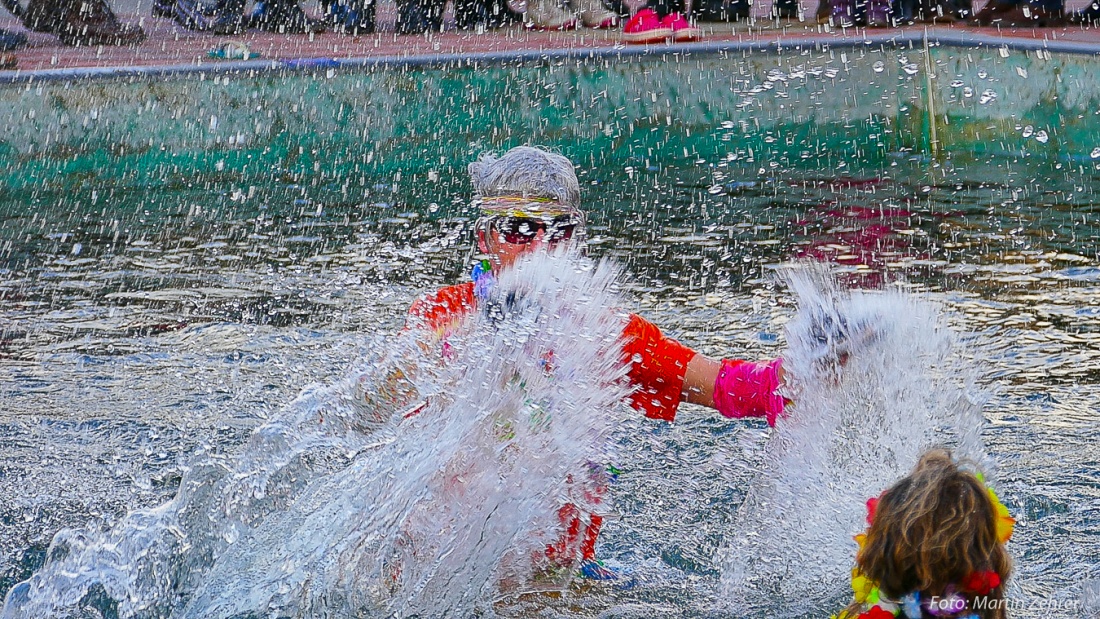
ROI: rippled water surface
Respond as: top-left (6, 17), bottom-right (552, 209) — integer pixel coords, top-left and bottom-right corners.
top-left (1, 146), bottom-right (1098, 617)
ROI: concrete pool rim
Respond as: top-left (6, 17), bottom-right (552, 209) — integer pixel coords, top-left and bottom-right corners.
top-left (0, 29), bottom-right (1097, 84)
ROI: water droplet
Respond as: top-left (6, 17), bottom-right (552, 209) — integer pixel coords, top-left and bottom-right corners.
top-left (950, 79), bottom-right (964, 88)
top-left (979, 90), bottom-right (998, 104)
top-left (977, 69), bottom-right (988, 78)
top-left (873, 61), bottom-right (885, 73)
top-left (962, 87), bottom-right (974, 98)
top-left (1022, 125), bottom-right (1034, 138)
top-left (903, 64), bottom-right (919, 75)
top-left (1035, 130), bottom-right (1049, 144)
top-left (1090, 147), bottom-right (1100, 159)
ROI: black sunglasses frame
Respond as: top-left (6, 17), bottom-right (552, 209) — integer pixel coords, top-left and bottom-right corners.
top-left (491, 215), bottom-right (581, 245)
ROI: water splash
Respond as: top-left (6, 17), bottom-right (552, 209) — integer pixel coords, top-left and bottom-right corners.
top-left (2, 250), bottom-right (632, 618)
top-left (718, 263), bottom-right (990, 616)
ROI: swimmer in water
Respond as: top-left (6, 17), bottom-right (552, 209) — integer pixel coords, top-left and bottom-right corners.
top-left (398, 145), bottom-right (802, 580)
top-left (839, 448), bottom-right (1014, 619)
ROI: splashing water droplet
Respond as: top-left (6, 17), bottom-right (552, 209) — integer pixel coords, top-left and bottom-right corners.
top-left (718, 265), bottom-right (989, 616)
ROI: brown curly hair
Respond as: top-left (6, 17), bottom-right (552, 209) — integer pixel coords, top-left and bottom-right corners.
top-left (846, 449), bottom-right (1012, 619)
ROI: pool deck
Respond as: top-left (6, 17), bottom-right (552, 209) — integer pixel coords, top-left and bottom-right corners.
top-left (3, 0), bottom-right (1100, 79)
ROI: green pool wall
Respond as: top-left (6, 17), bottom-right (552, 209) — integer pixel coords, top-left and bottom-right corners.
top-left (1, 42), bottom-right (1099, 196)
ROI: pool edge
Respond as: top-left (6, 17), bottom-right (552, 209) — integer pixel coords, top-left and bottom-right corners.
top-left (2, 29), bottom-right (1099, 84)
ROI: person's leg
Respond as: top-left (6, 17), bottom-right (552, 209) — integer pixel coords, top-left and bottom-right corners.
top-left (545, 503), bottom-right (585, 568)
top-left (572, 0), bottom-right (618, 27)
top-left (455, 0), bottom-right (523, 28)
top-left (829, 0), bottom-right (856, 25)
top-left (865, 0), bottom-right (891, 25)
top-left (947, 0), bottom-right (972, 19)
top-left (324, 0), bottom-right (375, 33)
top-left (969, 0), bottom-right (1021, 23)
top-left (773, 0), bottom-right (799, 18)
top-left (23, 0), bottom-right (145, 45)
top-left (971, 0), bottom-right (1059, 24)
top-left (249, 0), bottom-right (327, 32)
top-left (151, 0), bottom-right (174, 18)
top-left (1070, 0), bottom-right (1100, 21)
top-left (691, 0), bottom-right (750, 20)
top-left (454, 0), bottom-right (483, 28)
top-left (0, 27), bottom-right (27, 50)
top-left (645, 0), bottom-right (685, 18)
top-left (891, 0), bottom-right (913, 22)
top-left (485, 0), bottom-right (525, 27)
top-left (1027, 0), bottom-right (1063, 23)
top-left (578, 514), bottom-right (603, 561)
top-left (395, 0), bottom-right (445, 32)
top-left (523, 0), bottom-right (577, 30)
top-left (0, 27), bottom-right (20, 69)
top-left (545, 465), bottom-right (614, 574)
top-left (175, 0), bottom-right (246, 33)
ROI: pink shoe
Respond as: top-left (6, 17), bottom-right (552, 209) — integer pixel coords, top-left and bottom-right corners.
top-left (622, 8), bottom-right (672, 43)
top-left (661, 12), bottom-right (700, 41)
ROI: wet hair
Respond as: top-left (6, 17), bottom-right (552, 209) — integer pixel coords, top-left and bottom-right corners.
top-left (468, 146), bottom-right (582, 208)
top-left (850, 449), bottom-right (1012, 619)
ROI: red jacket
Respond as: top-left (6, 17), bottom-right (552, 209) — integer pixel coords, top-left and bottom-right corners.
top-left (408, 282), bottom-right (696, 422)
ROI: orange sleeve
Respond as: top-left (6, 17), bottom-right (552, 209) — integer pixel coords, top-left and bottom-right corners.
top-left (407, 282), bottom-right (478, 333)
top-left (620, 314), bottom-right (697, 423)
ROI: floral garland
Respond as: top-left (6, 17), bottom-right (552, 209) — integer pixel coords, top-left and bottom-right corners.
top-left (842, 477), bottom-right (1015, 619)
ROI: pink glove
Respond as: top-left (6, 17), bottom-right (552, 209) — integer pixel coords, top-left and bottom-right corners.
top-left (712, 358), bottom-right (786, 427)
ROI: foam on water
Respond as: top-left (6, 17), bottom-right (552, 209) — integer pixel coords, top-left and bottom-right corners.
top-left (2, 250), bottom-right (632, 618)
top-left (718, 264), bottom-right (992, 616)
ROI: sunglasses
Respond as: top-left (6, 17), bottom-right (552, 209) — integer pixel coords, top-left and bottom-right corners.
top-left (492, 215), bottom-right (580, 245)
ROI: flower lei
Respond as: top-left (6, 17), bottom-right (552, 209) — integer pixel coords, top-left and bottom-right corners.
top-left (844, 476), bottom-right (1015, 619)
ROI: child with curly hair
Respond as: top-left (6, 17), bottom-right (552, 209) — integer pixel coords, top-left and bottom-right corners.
top-left (840, 449), bottom-right (1016, 619)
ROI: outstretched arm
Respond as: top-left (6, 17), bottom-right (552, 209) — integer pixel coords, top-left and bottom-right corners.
top-left (622, 314), bottom-right (787, 425)
top-left (682, 354), bottom-right (721, 408)
top-left (691, 353), bottom-right (787, 426)
top-left (682, 354), bottom-right (787, 408)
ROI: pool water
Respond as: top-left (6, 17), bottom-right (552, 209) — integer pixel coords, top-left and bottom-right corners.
top-left (1, 47), bottom-right (1098, 617)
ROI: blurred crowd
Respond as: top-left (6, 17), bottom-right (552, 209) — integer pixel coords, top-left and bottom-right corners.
top-left (0, 0), bottom-right (1097, 67)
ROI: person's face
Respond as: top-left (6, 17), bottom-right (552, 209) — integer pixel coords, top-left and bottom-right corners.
top-left (477, 214), bottom-right (581, 270)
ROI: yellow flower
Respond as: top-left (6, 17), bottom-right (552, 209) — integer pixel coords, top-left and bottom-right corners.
top-left (987, 487), bottom-right (1016, 543)
top-left (976, 473), bottom-right (1016, 543)
top-left (851, 568), bottom-right (878, 604)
